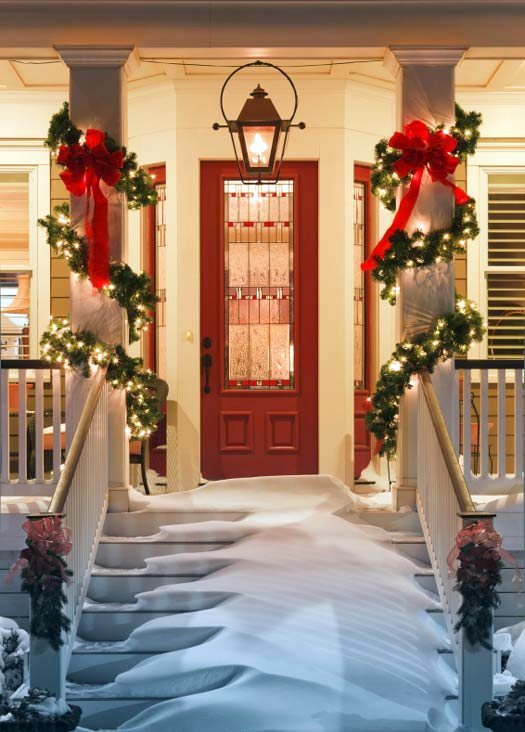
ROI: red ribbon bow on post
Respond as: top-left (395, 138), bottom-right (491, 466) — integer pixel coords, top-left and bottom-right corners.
top-left (7, 515), bottom-right (73, 585)
top-left (362, 120), bottom-right (470, 271)
top-left (57, 129), bottom-right (124, 289)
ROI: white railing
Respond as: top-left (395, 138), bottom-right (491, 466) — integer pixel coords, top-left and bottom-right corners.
top-left (0, 360), bottom-right (64, 497)
top-left (417, 370), bottom-right (494, 732)
top-left (455, 359), bottom-right (524, 493)
top-left (29, 367), bottom-right (109, 697)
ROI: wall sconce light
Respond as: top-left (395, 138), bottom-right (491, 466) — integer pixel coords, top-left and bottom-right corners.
top-left (213, 60), bottom-right (305, 184)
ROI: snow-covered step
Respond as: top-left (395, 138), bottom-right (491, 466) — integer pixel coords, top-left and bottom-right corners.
top-left (88, 571), bottom-right (202, 604)
top-left (0, 592), bottom-right (28, 617)
top-left (95, 538), bottom-right (232, 569)
top-left (78, 592), bottom-right (234, 640)
top-left (390, 534), bottom-right (430, 564)
top-left (103, 510), bottom-right (247, 537)
top-left (426, 607), bottom-right (446, 630)
top-left (65, 695), bottom-right (161, 729)
top-left (358, 510), bottom-right (423, 534)
top-left (438, 648), bottom-right (456, 671)
top-left (414, 570), bottom-right (437, 594)
top-left (68, 650), bottom-right (161, 684)
top-left (495, 593), bottom-right (525, 617)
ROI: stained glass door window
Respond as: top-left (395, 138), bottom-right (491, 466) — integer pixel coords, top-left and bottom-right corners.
top-left (224, 180), bottom-right (294, 390)
top-left (353, 181), bottom-right (366, 389)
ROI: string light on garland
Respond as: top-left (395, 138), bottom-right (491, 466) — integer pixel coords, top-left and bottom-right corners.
top-left (366, 296), bottom-right (484, 458)
top-left (41, 320), bottom-right (162, 438)
top-left (368, 105), bottom-right (482, 303)
top-left (39, 203), bottom-right (157, 343)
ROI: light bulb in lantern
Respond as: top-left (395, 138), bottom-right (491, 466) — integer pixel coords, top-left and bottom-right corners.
top-left (249, 133), bottom-right (268, 165)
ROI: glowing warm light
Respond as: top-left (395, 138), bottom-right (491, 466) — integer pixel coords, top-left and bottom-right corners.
top-left (249, 133), bottom-right (268, 165)
top-left (389, 360), bottom-right (402, 372)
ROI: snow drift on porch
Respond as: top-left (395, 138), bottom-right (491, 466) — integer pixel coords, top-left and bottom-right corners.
top-left (77, 475), bottom-right (456, 732)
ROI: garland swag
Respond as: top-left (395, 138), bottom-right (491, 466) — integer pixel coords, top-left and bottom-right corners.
top-left (40, 105), bottom-right (162, 438)
top-left (364, 105), bottom-right (485, 457)
top-left (366, 296), bottom-right (484, 458)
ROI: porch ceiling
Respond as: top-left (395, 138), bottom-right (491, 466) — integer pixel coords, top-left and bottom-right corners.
top-left (0, 48), bottom-right (525, 93)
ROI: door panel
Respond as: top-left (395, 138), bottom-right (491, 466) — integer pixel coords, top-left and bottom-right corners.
top-left (200, 161), bottom-right (318, 480)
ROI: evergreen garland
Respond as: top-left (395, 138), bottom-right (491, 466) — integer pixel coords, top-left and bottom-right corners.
top-left (41, 320), bottom-right (162, 438)
top-left (369, 105), bottom-right (482, 303)
top-left (366, 104), bottom-right (484, 457)
top-left (366, 296), bottom-right (484, 458)
top-left (45, 102), bottom-right (157, 209)
top-left (39, 203), bottom-right (157, 343)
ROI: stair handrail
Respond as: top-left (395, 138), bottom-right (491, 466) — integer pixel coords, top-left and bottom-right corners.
top-left (48, 365), bottom-right (107, 514)
top-left (418, 369), bottom-right (475, 515)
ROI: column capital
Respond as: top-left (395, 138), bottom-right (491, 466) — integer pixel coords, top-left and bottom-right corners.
top-left (55, 45), bottom-right (136, 72)
top-left (384, 47), bottom-right (467, 76)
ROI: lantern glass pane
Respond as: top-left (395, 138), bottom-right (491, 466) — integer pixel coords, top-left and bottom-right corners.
top-left (243, 126), bottom-right (277, 170)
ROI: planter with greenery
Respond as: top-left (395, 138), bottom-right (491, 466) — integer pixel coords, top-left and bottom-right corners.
top-left (482, 681), bottom-right (525, 731)
top-left (0, 689), bottom-right (81, 732)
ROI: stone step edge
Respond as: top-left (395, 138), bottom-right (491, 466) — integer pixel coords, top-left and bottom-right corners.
top-left (90, 570), bottom-right (203, 577)
top-left (99, 537), bottom-right (234, 545)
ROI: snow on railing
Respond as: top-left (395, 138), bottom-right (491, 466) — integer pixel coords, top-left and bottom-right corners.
top-left (455, 359), bottom-right (524, 493)
top-left (0, 360), bottom-right (64, 497)
top-left (417, 370), bottom-right (494, 731)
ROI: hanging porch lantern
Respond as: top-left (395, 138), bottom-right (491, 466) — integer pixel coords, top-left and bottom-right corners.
top-left (213, 60), bottom-right (305, 183)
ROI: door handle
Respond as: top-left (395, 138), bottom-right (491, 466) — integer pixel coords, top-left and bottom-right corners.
top-left (202, 353), bottom-right (212, 394)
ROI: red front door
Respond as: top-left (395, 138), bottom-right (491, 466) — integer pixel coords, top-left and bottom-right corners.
top-left (200, 161), bottom-right (318, 480)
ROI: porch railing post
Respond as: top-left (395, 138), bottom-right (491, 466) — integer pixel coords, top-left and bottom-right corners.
top-left (386, 47), bottom-right (466, 509)
top-left (458, 512), bottom-right (495, 732)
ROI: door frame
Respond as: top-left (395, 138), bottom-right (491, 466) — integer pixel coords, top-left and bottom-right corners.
top-left (199, 160), bottom-right (319, 479)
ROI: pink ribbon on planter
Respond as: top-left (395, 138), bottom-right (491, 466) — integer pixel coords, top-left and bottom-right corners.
top-left (6, 515), bottom-right (72, 584)
top-left (447, 519), bottom-right (522, 588)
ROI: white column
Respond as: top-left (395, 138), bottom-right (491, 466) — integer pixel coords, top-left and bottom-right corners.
top-left (57, 47), bottom-right (135, 509)
top-left (386, 48), bottom-right (466, 508)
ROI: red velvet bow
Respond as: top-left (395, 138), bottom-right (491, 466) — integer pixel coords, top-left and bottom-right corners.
top-left (362, 120), bottom-right (470, 271)
top-left (57, 129), bottom-right (124, 289)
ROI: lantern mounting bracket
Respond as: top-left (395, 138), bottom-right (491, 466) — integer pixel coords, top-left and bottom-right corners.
top-left (212, 60), bottom-right (305, 184)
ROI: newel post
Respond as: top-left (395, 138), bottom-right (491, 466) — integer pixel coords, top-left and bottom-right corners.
top-left (56, 46), bottom-right (135, 512)
top-left (385, 48), bottom-right (466, 509)
top-left (458, 511), bottom-right (496, 732)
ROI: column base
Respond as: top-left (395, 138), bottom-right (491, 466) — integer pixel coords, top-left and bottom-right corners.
top-left (393, 483), bottom-right (417, 510)
top-left (108, 483), bottom-right (131, 513)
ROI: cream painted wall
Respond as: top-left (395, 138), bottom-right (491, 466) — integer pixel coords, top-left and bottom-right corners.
top-left (126, 74), bottom-right (396, 490)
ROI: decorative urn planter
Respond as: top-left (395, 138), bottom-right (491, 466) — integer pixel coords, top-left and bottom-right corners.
top-left (483, 682), bottom-right (525, 731)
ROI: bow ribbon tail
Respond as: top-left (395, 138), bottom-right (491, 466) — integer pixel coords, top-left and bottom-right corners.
top-left (362, 166), bottom-right (425, 271)
top-left (86, 180), bottom-right (110, 290)
top-left (5, 556), bottom-right (28, 584)
top-left (446, 544), bottom-right (460, 577)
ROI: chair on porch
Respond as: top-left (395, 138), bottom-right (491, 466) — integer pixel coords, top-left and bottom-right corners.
top-left (459, 389), bottom-right (494, 474)
top-left (129, 377), bottom-right (169, 495)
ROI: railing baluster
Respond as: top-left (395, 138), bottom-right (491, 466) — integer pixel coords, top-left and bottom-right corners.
top-left (34, 370), bottom-right (44, 483)
top-left (0, 368), bottom-right (9, 483)
top-left (497, 368), bottom-right (506, 478)
top-left (18, 370), bottom-right (27, 483)
top-left (52, 369), bottom-right (62, 479)
top-left (480, 369), bottom-right (489, 478)
top-left (515, 369), bottom-right (524, 478)
top-left (463, 369), bottom-right (471, 480)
